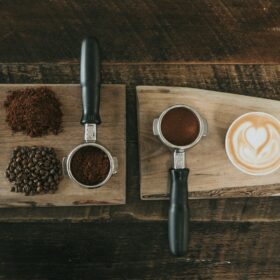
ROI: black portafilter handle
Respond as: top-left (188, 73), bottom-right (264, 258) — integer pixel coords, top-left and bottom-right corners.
top-left (80, 37), bottom-right (101, 125)
top-left (169, 168), bottom-right (190, 256)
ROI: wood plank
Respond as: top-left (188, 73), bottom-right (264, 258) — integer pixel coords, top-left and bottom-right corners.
top-left (1, 63), bottom-right (279, 98)
top-left (0, 0), bottom-right (279, 63)
top-left (0, 221), bottom-right (279, 279)
top-left (0, 63), bottom-right (279, 221)
top-left (137, 86), bottom-right (280, 199)
top-left (0, 84), bottom-right (126, 207)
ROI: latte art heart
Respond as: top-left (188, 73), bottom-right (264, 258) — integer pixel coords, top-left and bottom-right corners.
top-left (245, 127), bottom-right (267, 150)
top-left (226, 112), bottom-right (280, 175)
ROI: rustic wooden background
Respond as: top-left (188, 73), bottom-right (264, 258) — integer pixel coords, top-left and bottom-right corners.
top-left (0, 0), bottom-right (279, 279)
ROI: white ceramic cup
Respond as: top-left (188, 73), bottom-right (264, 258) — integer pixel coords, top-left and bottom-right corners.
top-left (225, 112), bottom-right (280, 176)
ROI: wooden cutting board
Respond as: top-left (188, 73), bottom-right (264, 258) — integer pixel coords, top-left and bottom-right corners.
top-left (0, 84), bottom-right (126, 207)
top-left (137, 86), bottom-right (280, 200)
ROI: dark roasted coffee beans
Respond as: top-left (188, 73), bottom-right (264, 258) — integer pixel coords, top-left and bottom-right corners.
top-left (6, 146), bottom-right (62, 195)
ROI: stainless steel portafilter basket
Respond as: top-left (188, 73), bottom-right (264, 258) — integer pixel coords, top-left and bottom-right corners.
top-left (153, 104), bottom-right (207, 256)
top-left (63, 37), bottom-right (117, 189)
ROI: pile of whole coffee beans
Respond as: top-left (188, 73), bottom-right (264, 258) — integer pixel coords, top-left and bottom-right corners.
top-left (6, 146), bottom-right (62, 196)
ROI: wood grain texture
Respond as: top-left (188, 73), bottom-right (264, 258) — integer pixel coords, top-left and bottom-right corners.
top-left (0, 64), bottom-right (279, 221)
top-left (1, 2), bottom-right (280, 278)
top-left (138, 86), bottom-right (280, 199)
top-left (0, 84), bottom-right (126, 207)
top-left (0, 0), bottom-right (279, 63)
top-left (0, 221), bottom-right (279, 279)
top-left (1, 63), bottom-right (280, 98)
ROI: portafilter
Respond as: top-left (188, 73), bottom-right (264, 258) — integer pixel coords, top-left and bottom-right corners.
top-left (153, 104), bottom-right (207, 256)
top-left (63, 37), bottom-right (117, 188)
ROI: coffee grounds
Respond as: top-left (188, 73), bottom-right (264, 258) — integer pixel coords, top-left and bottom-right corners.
top-left (161, 107), bottom-right (200, 146)
top-left (6, 146), bottom-right (62, 196)
top-left (70, 146), bottom-right (110, 186)
top-left (4, 87), bottom-right (63, 137)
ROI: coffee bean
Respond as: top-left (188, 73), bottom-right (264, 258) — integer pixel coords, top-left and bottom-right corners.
top-left (6, 146), bottom-right (62, 196)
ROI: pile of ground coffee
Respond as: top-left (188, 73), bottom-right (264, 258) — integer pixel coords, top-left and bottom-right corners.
top-left (70, 146), bottom-right (110, 186)
top-left (4, 87), bottom-right (63, 137)
top-left (6, 146), bottom-right (62, 195)
top-left (161, 107), bottom-right (200, 146)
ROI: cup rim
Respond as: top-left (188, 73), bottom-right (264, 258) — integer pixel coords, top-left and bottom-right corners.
top-left (225, 111), bottom-right (280, 176)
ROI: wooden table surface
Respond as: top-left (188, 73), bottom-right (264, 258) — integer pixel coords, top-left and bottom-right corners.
top-left (0, 1), bottom-right (279, 279)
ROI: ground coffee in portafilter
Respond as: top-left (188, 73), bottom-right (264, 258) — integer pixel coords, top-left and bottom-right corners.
top-left (6, 146), bottom-right (62, 195)
top-left (4, 87), bottom-right (63, 137)
top-left (70, 146), bottom-right (110, 186)
top-left (161, 107), bottom-right (200, 146)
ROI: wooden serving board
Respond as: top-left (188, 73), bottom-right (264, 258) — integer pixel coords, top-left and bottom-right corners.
top-left (137, 86), bottom-right (280, 200)
top-left (0, 84), bottom-right (126, 207)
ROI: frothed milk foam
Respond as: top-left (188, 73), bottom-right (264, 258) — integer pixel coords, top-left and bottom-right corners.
top-left (226, 112), bottom-right (280, 175)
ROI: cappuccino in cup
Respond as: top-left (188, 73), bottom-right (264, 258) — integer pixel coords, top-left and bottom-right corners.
top-left (225, 112), bottom-right (280, 176)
